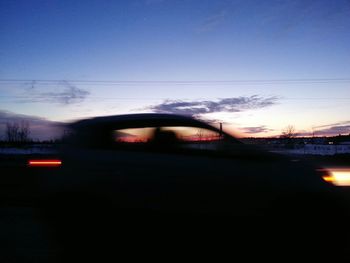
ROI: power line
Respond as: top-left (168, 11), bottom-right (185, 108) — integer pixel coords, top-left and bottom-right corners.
top-left (0, 95), bottom-right (350, 101)
top-left (282, 98), bottom-right (350, 100)
top-left (0, 96), bottom-right (165, 100)
top-left (0, 78), bottom-right (349, 85)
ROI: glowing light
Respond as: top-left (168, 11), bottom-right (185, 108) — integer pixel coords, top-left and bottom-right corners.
top-left (28, 159), bottom-right (62, 167)
top-left (323, 168), bottom-right (350, 186)
top-left (322, 175), bottom-right (334, 183)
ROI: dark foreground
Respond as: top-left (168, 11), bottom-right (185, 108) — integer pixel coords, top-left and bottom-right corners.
top-left (1, 153), bottom-right (350, 262)
top-left (2, 204), bottom-right (350, 262)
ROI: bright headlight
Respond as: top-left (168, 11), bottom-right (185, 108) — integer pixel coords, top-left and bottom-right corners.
top-left (322, 168), bottom-right (350, 186)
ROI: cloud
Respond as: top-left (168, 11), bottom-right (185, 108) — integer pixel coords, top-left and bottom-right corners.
top-left (315, 121), bottom-right (350, 129)
top-left (147, 95), bottom-right (278, 116)
top-left (196, 116), bottom-right (229, 125)
top-left (240, 126), bottom-right (274, 134)
top-left (262, 0), bottom-right (350, 36)
top-left (20, 81), bottom-right (90, 105)
top-left (306, 121), bottom-right (350, 136)
top-left (197, 10), bottom-right (228, 32)
top-left (315, 125), bottom-right (350, 136)
top-left (0, 110), bottom-right (63, 140)
top-left (297, 122), bottom-right (350, 137)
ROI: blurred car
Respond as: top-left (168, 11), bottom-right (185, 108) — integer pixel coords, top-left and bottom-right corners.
top-left (35, 113), bottom-right (343, 213)
top-left (30, 113), bottom-right (349, 261)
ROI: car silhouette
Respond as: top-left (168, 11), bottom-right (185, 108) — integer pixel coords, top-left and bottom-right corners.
top-left (42, 113), bottom-right (341, 213)
top-left (33, 113), bottom-right (349, 261)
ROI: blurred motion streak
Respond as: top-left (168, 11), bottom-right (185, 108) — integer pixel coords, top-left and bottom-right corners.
top-left (322, 168), bottom-right (350, 186)
top-left (28, 159), bottom-right (62, 167)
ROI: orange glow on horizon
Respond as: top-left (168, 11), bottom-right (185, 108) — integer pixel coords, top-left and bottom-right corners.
top-left (116, 137), bottom-right (148, 143)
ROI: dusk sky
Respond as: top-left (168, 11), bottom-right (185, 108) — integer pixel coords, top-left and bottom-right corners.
top-left (1, 0), bottom-right (350, 140)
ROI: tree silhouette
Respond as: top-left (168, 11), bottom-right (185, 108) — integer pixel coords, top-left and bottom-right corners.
top-left (280, 125), bottom-right (296, 139)
top-left (280, 125), bottom-right (296, 148)
top-left (6, 121), bottom-right (31, 143)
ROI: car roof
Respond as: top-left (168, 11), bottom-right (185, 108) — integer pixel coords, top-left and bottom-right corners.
top-left (71, 113), bottom-right (216, 130)
top-left (70, 113), bottom-right (239, 142)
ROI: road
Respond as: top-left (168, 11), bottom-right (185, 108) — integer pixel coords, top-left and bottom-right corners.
top-left (1, 153), bottom-right (350, 262)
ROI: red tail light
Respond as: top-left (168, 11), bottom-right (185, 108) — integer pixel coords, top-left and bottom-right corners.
top-left (28, 159), bottom-right (62, 167)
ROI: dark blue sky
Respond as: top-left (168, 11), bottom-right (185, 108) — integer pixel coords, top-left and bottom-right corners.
top-left (1, 0), bottom-right (350, 138)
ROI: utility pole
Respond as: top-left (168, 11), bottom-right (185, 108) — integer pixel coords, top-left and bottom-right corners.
top-left (219, 123), bottom-right (223, 138)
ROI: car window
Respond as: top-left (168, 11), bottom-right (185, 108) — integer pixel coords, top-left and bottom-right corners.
top-left (112, 126), bottom-right (225, 152)
top-left (114, 127), bottom-right (154, 143)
